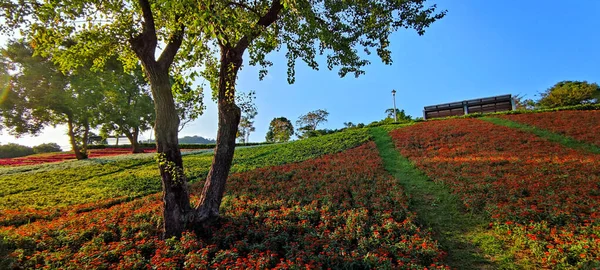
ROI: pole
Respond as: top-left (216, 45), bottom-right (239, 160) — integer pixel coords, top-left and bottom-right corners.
top-left (392, 89), bottom-right (397, 122)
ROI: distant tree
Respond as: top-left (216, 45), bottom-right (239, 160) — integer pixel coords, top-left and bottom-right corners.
top-left (173, 77), bottom-right (205, 132)
top-left (266, 117), bottom-right (294, 143)
top-left (343, 122), bottom-right (356, 128)
top-left (538, 81), bottom-right (600, 108)
top-left (97, 60), bottom-right (155, 153)
top-left (178, 136), bottom-right (216, 144)
top-left (236, 92), bottom-right (258, 144)
top-left (296, 109), bottom-right (329, 139)
top-left (33, 143), bottom-right (61, 154)
top-left (0, 41), bottom-right (104, 160)
top-left (237, 117), bottom-right (256, 144)
top-left (512, 94), bottom-right (536, 110)
top-left (385, 108), bottom-right (412, 121)
top-left (0, 143), bottom-right (34, 158)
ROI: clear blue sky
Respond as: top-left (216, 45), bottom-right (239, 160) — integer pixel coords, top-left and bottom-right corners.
top-left (2, 0), bottom-right (600, 147)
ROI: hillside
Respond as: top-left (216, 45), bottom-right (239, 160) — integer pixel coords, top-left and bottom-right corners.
top-left (0, 109), bottom-right (599, 269)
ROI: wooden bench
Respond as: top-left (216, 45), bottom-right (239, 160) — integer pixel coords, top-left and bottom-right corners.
top-left (423, 94), bottom-right (515, 119)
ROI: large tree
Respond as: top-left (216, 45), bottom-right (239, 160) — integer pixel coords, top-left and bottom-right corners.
top-left (538, 81), bottom-right (600, 108)
top-left (0, 41), bottom-right (104, 159)
top-left (98, 60), bottom-right (155, 153)
top-left (2, 0), bottom-right (208, 237)
top-left (266, 117), bottom-right (294, 143)
top-left (3, 0), bottom-right (445, 237)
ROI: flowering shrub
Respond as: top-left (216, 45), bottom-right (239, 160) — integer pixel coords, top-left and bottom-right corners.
top-left (390, 119), bottom-right (600, 268)
top-left (1, 143), bottom-right (448, 269)
top-left (497, 110), bottom-right (600, 146)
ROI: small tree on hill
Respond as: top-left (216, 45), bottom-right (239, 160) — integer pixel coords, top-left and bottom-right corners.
top-left (538, 81), bottom-right (600, 108)
top-left (296, 109), bottom-right (329, 139)
top-left (385, 108), bottom-right (412, 121)
top-left (266, 117), bottom-right (294, 143)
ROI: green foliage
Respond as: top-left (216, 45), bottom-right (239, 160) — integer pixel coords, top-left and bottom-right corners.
top-left (0, 129), bottom-right (371, 210)
top-left (265, 117), bottom-right (294, 143)
top-left (0, 143), bottom-right (34, 158)
top-left (97, 59), bottom-right (155, 146)
top-left (32, 143), bottom-right (62, 154)
top-left (385, 108), bottom-right (413, 121)
top-left (296, 109), bottom-right (329, 139)
top-left (538, 81), bottom-right (600, 108)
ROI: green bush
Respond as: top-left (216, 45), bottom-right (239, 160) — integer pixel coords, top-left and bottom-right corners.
top-left (33, 143), bottom-right (62, 153)
top-left (0, 143), bottom-right (34, 158)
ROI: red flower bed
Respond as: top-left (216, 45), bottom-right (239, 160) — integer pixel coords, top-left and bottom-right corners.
top-left (0, 143), bottom-right (449, 269)
top-left (0, 148), bottom-right (155, 166)
top-left (390, 119), bottom-right (600, 268)
top-left (497, 110), bottom-right (600, 146)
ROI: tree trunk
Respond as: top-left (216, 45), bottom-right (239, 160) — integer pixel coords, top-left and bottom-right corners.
top-left (125, 128), bottom-right (144, 153)
top-left (194, 46), bottom-right (242, 223)
top-left (145, 63), bottom-right (193, 238)
top-left (67, 115), bottom-right (88, 160)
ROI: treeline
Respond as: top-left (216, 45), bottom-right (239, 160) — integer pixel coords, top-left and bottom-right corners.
top-left (0, 143), bottom-right (62, 159)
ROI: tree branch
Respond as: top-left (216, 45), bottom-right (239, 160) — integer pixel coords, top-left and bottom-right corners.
top-left (158, 20), bottom-right (185, 70)
top-left (226, 1), bottom-right (261, 16)
top-left (234, 0), bottom-right (283, 52)
top-left (130, 0), bottom-right (158, 60)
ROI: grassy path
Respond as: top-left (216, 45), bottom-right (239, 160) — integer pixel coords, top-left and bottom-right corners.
top-left (480, 117), bottom-right (600, 154)
top-left (370, 127), bottom-right (513, 269)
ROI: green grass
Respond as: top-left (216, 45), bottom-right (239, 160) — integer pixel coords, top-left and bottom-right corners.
top-left (0, 129), bottom-right (372, 210)
top-left (480, 117), bottom-right (600, 154)
top-left (370, 127), bottom-right (516, 269)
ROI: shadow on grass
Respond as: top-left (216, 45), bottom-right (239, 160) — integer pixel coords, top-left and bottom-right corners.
top-left (370, 127), bottom-right (512, 269)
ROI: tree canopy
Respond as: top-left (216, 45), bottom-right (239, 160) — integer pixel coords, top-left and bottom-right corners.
top-left (266, 117), bottom-right (294, 142)
top-left (0, 40), bottom-right (105, 159)
top-left (538, 81), bottom-right (600, 108)
top-left (296, 109), bottom-right (329, 138)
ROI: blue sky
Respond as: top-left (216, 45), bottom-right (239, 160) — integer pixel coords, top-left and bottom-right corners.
top-left (2, 0), bottom-right (600, 148)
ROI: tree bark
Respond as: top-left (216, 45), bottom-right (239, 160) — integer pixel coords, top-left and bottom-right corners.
top-left (194, 46), bottom-right (242, 222)
top-left (146, 64), bottom-right (193, 238)
top-left (129, 0), bottom-right (188, 238)
top-left (125, 128), bottom-right (144, 153)
top-left (66, 115), bottom-right (88, 160)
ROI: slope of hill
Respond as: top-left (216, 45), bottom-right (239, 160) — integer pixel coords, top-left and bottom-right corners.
top-left (0, 109), bottom-right (598, 269)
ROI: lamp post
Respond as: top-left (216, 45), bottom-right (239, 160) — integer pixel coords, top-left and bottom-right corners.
top-left (391, 89), bottom-right (397, 122)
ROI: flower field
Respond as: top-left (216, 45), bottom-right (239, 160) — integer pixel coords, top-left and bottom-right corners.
top-left (0, 129), bottom-right (371, 225)
top-left (497, 110), bottom-right (600, 146)
top-left (0, 142), bottom-right (448, 269)
top-left (0, 148), bottom-right (154, 167)
top-left (389, 118), bottom-right (600, 268)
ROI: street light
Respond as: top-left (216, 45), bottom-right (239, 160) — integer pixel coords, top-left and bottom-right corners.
top-left (391, 89), bottom-right (397, 122)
